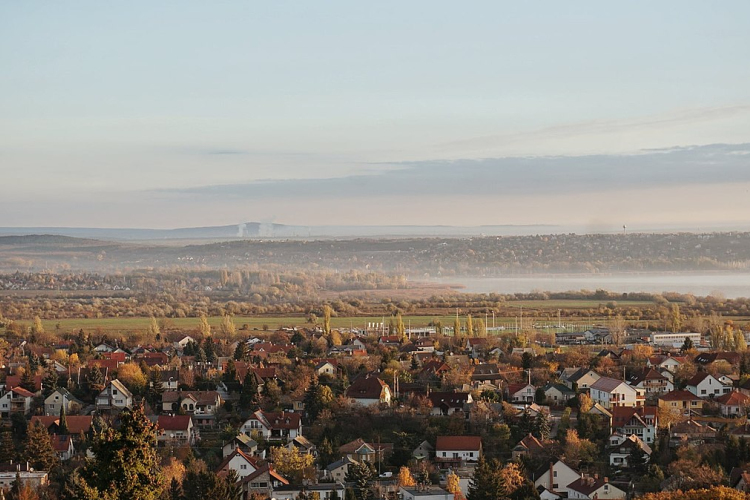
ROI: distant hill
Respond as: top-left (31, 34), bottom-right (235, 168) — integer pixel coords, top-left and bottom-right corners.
top-left (0, 223), bottom-right (560, 241)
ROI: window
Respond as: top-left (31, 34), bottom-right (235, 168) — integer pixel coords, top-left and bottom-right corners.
top-left (113, 390), bottom-right (118, 395)
top-left (241, 464), bottom-right (247, 470)
top-left (701, 390), bottom-right (706, 395)
top-left (553, 471), bottom-right (557, 477)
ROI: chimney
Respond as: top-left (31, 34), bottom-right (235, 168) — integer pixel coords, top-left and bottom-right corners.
top-left (549, 462), bottom-right (554, 488)
top-left (604, 477), bottom-right (609, 483)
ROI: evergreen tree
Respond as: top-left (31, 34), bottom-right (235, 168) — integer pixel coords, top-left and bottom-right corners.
top-left (533, 411), bottom-right (551, 440)
top-left (59, 404), bottom-right (69, 435)
top-left (681, 336), bottom-right (694, 352)
top-left (233, 342), bottom-right (249, 361)
top-left (63, 404), bottom-right (162, 500)
top-left (42, 369), bottom-right (59, 397)
top-left (345, 461), bottom-right (375, 500)
top-left (0, 430), bottom-right (16, 463)
top-left (203, 337), bottom-right (217, 364)
top-left (239, 372), bottom-right (259, 410)
top-left (24, 420), bottom-right (59, 471)
top-left (467, 457), bottom-right (505, 500)
top-left (169, 478), bottom-right (182, 500)
top-left (146, 369), bottom-right (164, 408)
top-left (629, 442), bottom-right (648, 474)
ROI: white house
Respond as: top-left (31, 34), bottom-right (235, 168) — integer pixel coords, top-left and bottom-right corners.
top-left (241, 410), bottom-right (302, 442)
top-left (223, 434), bottom-right (258, 458)
top-left (562, 368), bottom-right (601, 391)
top-left (156, 415), bottom-right (197, 446)
top-left (325, 457), bottom-right (357, 482)
top-left (609, 434), bottom-right (651, 467)
top-left (0, 386), bottom-right (35, 417)
top-left (686, 372), bottom-right (732, 398)
top-left (507, 383), bottom-right (536, 403)
top-left (96, 379), bottom-right (133, 410)
top-left (590, 377), bottom-right (640, 409)
top-left (45, 388), bottom-right (83, 416)
top-left (345, 374), bottom-right (392, 406)
top-left (272, 482), bottom-right (346, 500)
top-left (567, 476), bottom-right (626, 500)
top-left (435, 436), bottom-right (482, 466)
top-left (217, 448), bottom-right (259, 479)
top-left (534, 460), bottom-right (580, 495)
top-left (51, 434), bottom-right (75, 461)
top-left (400, 487), bottom-right (453, 500)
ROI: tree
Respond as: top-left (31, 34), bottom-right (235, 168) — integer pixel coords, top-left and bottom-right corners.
top-left (534, 411), bottom-right (551, 440)
top-left (270, 446), bottom-right (316, 484)
top-left (181, 465), bottom-right (241, 500)
top-left (446, 471), bottom-right (462, 500)
top-left (610, 315), bottom-right (626, 346)
top-left (562, 430), bottom-right (597, 468)
top-left (466, 315), bottom-right (474, 337)
top-left (345, 460), bottom-right (375, 500)
top-left (199, 315), bottom-right (211, 336)
top-left (63, 404), bottom-right (162, 500)
top-left (234, 341), bottom-right (249, 361)
top-left (668, 304), bottom-right (682, 333)
top-left (396, 313), bottom-right (406, 341)
top-left (239, 372), bottom-right (259, 410)
top-left (24, 420), bottom-right (59, 471)
top-left (467, 457), bottom-right (505, 500)
top-left (453, 317), bottom-right (462, 340)
top-left (681, 336), bottom-right (694, 352)
top-left (522, 352), bottom-right (533, 371)
top-left (304, 379), bottom-right (334, 421)
top-left (146, 368), bottom-right (164, 408)
top-left (323, 305), bottom-right (333, 336)
top-left (398, 466), bottom-right (416, 487)
top-left (32, 315), bottom-right (44, 335)
top-left (117, 363), bottom-right (148, 394)
top-left (147, 316), bottom-right (160, 337)
top-left (629, 441), bottom-right (648, 474)
top-left (0, 430), bottom-right (16, 463)
top-left (220, 315), bottom-right (236, 338)
top-left (59, 404), bottom-right (69, 435)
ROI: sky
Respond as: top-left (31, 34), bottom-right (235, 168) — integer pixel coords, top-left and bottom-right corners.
top-left (1, 1), bottom-right (750, 230)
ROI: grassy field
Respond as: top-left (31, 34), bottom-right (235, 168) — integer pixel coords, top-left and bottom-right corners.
top-left (12, 313), bottom-right (620, 335)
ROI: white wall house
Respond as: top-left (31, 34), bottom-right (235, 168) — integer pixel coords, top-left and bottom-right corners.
top-left (686, 372), bottom-right (732, 398)
top-left (590, 377), bottom-right (639, 409)
top-left (534, 460), bottom-right (580, 495)
top-left (96, 379), bottom-right (133, 410)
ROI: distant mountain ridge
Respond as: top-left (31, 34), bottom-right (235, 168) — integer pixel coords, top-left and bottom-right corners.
top-left (0, 223), bottom-right (560, 241)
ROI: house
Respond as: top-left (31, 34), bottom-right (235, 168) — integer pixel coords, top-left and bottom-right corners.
top-left (156, 415), bottom-right (197, 446)
top-left (611, 406), bottom-right (658, 444)
top-left (669, 419), bottom-right (717, 447)
top-left (427, 391), bottom-right (472, 415)
top-left (241, 410), bottom-right (302, 442)
top-left (435, 436), bottom-right (482, 466)
top-left (567, 475), bottom-right (625, 500)
top-left (561, 368), bottom-right (601, 392)
top-left (739, 378), bottom-right (750, 397)
top-left (627, 368), bottom-right (673, 396)
top-left (506, 383), bottom-right (535, 403)
top-left (222, 434), bottom-right (258, 458)
top-left (685, 372), bottom-right (732, 398)
top-left (345, 374), bottom-right (392, 406)
top-left (466, 338), bottom-right (487, 357)
top-left (716, 391), bottom-right (750, 417)
top-left (51, 434), bottom-right (75, 461)
top-left (512, 433), bottom-right (545, 460)
top-left (174, 335), bottom-right (195, 350)
top-left (400, 487), bottom-right (453, 500)
top-left (647, 354), bottom-right (686, 373)
top-left (241, 465), bottom-right (290, 499)
top-left (216, 448), bottom-right (259, 479)
top-left (608, 434), bottom-right (651, 467)
top-left (543, 383), bottom-right (576, 405)
top-left (413, 440), bottom-right (434, 460)
top-left (658, 390), bottom-right (703, 416)
top-left (695, 351), bottom-right (741, 367)
top-left (162, 391), bottom-right (223, 426)
top-left (314, 360), bottom-right (338, 377)
top-left (157, 369), bottom-right (180, 391)
top-left (590, 377), bottom-right (640, 409)
top-left (272, 482), bottom-right (346, 500)
top-left (0, 386), bottom-right (35, 417)
top-left (0, 463), bottom-right (49, 490)
top-left (471, 364), bottom-right (506, 388)
top-left (533, 460), bottom-right (580, 496)
top-left (96, 379), bottom-right (133, 410)
top-left (31, 415), bottom-right (93, 437)
top-left (44, 388), bottom-right (84, 416)
top-left (326, 456), bottom-right (357, 482)
top-left (730, 467), bottom-right (750, 492)
top-left (288, 435), bottom-right (316, 456)
top-left (338, 438), bottom-right (393, 464)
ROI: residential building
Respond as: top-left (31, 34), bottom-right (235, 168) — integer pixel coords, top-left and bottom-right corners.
top-left (400, 487), bottom-right (453, 500)
top-left (435, 436), bottom-right (482, 466)
top-left (543, 383), bottom-right (576, 405)
top-left (0, 386), bottom-right (35, 417)
top-left (222, 434), bottom-right (258, 458)
top-left (658, 390), bottom-right (703, 416)
top-left (506, 383), bottom-right (535, 403)
top-left (96, 379), bottom-right (133, 410)
top-left (512, 433), bottom-right (545, 460)
top-left (608, 434), bottom-right (651, 467)
top-left (590, 377), bottom-right (640, 409)
top-left (44, 388), bottom-right (84, 417)
top-left (241, 410), bottom-right (302, 442)
top-left (216, 448), bottom-right (259, 479)
top-left (611, 406), bottom-right (658, 444)
top-left (716, 391), bottom-right (750, 417)
top-left (686, 372), bottom-right (732, 398)
top-left (533, 460), bottom-right (580, 496)
top-left (567, 476), bottom-right (626, 500)
top-left (0, 463), bottom-right (49, 490)
top-left (156, 415), bottom-right (197, 446)
top-left (427, 391), bottom-right (472, 416)
top-left (338, 438), bottom-right (393, 464)
top-left (561, 368), bottom-right (601, 392)
top-left (345, 374), bottom-right (392, 406)
top-left (272, 482), bottom-right (346, 500)
top-left (51, 434), bottom-right (75, 461)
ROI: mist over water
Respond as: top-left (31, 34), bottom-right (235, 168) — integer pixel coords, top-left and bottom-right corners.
top-left (436, 273), bottom-right (750, 299)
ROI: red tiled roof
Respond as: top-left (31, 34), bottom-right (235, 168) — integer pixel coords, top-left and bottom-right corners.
top-left (157, 415), bottom-right (193, 431)
top-left (716, 391), bottom-right (750, 406)
top-left (435, 436), bottom-right (482, 451)
top-left (659, 390), bottom-right (701, 401)
top-left (31, 415), bottom-right (93, 434)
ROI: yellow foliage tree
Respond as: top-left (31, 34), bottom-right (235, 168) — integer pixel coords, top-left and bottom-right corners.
top-left (116, 363), bottom-right (147, 393)
top-left (270, 446), bottom-right (315, 484)
top-left (640, 486), bottom-right (747, 500)
top-left (445, 471), bottom-right (461, 497)
top-left (398, 466), bottom-right (416, 487)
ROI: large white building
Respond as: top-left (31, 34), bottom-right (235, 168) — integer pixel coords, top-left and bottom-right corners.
top-left (590, 377), bottom-right (640, 409)
top-left (649, 332), bottom-right (701, 347)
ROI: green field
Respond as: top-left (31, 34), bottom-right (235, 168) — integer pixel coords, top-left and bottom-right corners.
top-left (10, 313), bottom-right (621, 335)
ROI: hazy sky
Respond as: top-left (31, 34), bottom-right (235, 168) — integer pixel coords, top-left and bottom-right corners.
top-left (2, 2), bottom-right (750, 229)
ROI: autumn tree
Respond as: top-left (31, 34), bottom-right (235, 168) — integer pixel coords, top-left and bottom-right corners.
top-left (398, 466), bottom-right (416, 487)
top-left (562, 430), bottom-right (597, 468)
top-left (199, 314), bottom-right (211, 336)
top-left (220, 314), bottom-right (236, 338)
top-left (117, 363), bottom-right (148, 394)
top-left (446, 471), bottom-right (463, 500)
top-left (323, 305), bottom-right (333, 335)
top-left (270, 446), bottom-right (316, 484)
